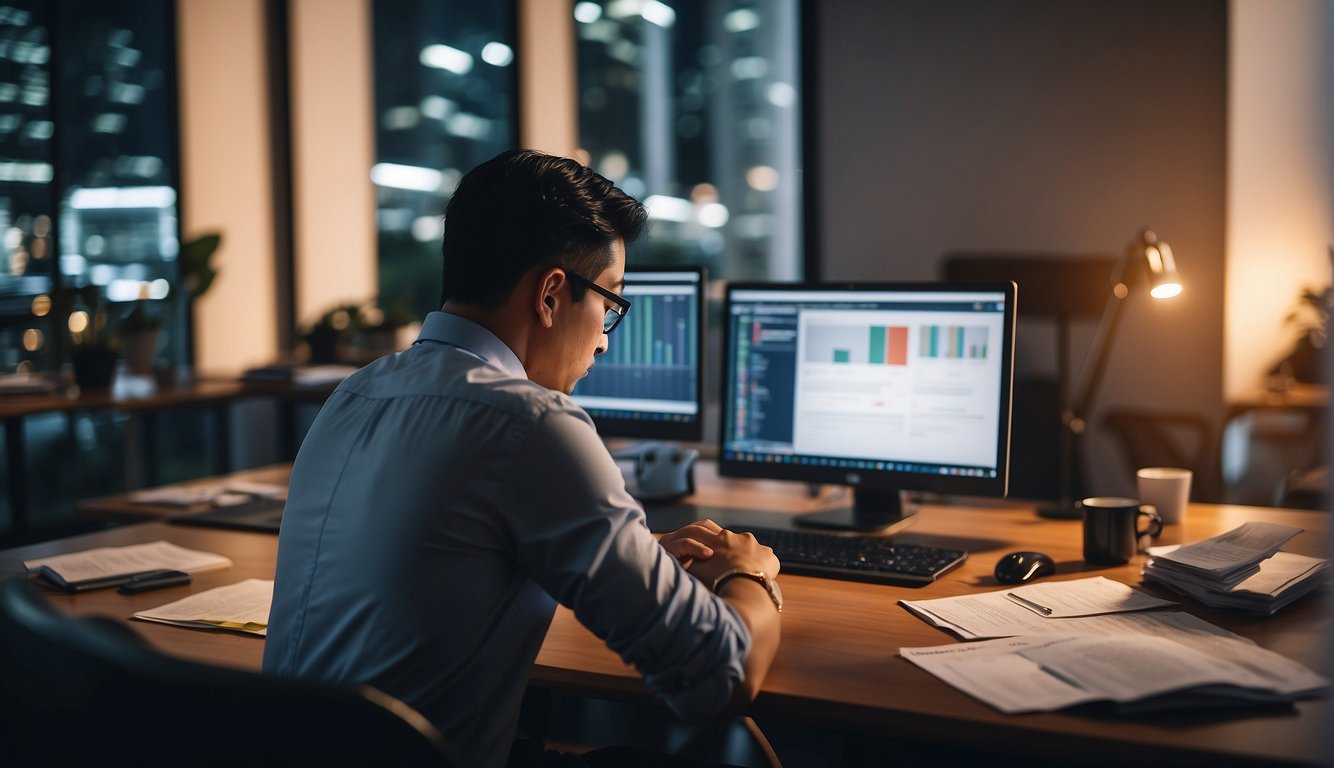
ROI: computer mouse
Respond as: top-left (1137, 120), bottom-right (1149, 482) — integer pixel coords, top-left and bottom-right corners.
top-left (994, 551), bottom-right (1056, 584)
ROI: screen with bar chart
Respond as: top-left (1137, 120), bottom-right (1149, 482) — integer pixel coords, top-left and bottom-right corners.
top-left (718, 281), bottom-right (1016, 531)
top-left (572, 266), bottom-right (705, 441)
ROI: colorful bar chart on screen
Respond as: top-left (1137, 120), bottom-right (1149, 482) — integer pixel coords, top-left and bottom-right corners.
top-left (919, 325), bottom-right (989, 359)
top-left (571, 267), bottom-right (705, 440)
top-left (804, 324), bottom-right (910, 366)
top-left (574, 281), bottom-right (698, 404)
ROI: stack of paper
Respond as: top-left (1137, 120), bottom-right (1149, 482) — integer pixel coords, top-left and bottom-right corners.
top-left (1142, 522), bottom-right (1329, 615)
top-left (901, 630), bottom-right (1329, 715)
top-left (899, 573), bottom-right (1331, 714)
top-left (133, 579), bottom-right (272, 636)
top-left (24, 541), bottom-right (232, 593)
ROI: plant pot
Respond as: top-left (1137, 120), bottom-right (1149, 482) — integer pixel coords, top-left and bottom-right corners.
top-left (71, 346), bottom-right (118, 390)
top-left (305, 325), bottom-right (342, 364)
top-left (121, 329), bottom-right (160, 376)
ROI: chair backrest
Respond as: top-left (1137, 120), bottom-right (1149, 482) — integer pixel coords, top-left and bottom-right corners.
top-left (1100, 408), bottom-right (1220, 501)
top-left (0, 576), bottom-right (456, 767)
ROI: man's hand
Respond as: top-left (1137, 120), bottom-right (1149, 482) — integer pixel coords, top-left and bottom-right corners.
top-left (657, 519), bottom-right (723, 569)
top-left (657, 519), bottom-right (780, 585)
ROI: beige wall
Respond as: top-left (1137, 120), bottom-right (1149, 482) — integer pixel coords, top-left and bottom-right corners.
top-left (1225, 0), bottom-right (1334, 398)
top-left (176, 0), bottom-right (277, 373)
top-left (289, 0), bottom-right (378, 330)
top-left (519, 0), bottom-right (577, 156)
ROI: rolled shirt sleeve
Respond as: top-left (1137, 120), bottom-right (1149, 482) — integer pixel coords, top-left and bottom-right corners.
top-left (506, 402), bottom-right (751, 718)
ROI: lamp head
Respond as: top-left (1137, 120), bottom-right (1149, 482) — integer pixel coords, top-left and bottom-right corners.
top-left (1139, 229), bottom-right (1182, 299)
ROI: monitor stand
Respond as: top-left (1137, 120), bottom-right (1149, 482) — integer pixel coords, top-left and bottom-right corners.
top-left (793, 488), bottom-right (918, 534)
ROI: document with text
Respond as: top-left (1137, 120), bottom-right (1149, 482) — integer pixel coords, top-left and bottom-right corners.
top-left (900, 576), bottom-right (1176, 638)
top-left (133, 578), bottom-right (272, 636)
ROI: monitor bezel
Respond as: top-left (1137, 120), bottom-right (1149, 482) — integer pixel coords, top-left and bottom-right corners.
top-left (579, 263), bottom-right (708, 443)
top-left (717, 280), bottom-right (1017, 499)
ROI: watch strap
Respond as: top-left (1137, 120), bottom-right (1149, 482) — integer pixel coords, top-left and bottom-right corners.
top-left (712, 568), bottom-right (783, 612)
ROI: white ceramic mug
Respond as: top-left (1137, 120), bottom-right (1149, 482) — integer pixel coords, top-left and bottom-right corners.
top-left (1136, 467), bottom-right (1192, 525)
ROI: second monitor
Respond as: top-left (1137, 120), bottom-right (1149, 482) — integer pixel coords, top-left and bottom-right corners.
top-left (572, 265), bottom-right (706, 443)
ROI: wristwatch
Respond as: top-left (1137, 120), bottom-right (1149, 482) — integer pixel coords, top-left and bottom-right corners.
top-left (712, 568), bottom-right (783, 613)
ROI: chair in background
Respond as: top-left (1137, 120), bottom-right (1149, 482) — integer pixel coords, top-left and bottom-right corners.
top-left (0, 576), bottom-right (457, 767)
top-left (1100, 408), bottom-right (1221, 502)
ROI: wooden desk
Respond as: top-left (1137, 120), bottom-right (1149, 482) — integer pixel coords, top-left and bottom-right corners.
top-left (74, 463), bottom-right (294, 524)
top-left (5, 464), bottom-right (1330, 767)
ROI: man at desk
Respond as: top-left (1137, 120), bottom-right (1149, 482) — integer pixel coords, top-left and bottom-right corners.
top-left (264, 149), bottom-right (782, 767)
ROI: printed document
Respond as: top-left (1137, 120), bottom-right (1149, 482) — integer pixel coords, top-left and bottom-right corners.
top-left (901, 631), bottom-right (1329, 714)
top-left (24, 540), bottom-right (232, 584)
top-left (1154, 521), bottom-right (1301, 576)
top-left (133, 578), bottom-right (273, 636)
top-left (900, 576), bottom-right (1175, 638)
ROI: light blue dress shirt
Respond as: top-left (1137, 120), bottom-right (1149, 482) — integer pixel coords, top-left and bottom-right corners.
top-left (263, 312), bottom-right (750, 768)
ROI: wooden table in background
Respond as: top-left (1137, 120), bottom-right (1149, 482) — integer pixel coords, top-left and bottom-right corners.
top-left (1, 376), bottom-right (246, 538)
top-left (5, 461), bottom-right (1330, 767)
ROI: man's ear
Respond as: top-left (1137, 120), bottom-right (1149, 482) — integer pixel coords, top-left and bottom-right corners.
top-left (535, 267), bottom-right (565, 329)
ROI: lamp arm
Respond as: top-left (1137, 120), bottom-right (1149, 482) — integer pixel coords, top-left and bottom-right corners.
top-left (1066, 245), bottom-right (1135, 431)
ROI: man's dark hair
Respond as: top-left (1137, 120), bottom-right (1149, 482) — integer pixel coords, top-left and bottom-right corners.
top-left (440, 149), bottom-right (648, 309)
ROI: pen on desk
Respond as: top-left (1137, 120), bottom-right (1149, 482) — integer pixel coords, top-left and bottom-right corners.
top-left (1005, 592), bottom-right (1053, 615)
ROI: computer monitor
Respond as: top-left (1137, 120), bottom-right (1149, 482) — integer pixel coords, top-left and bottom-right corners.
top-left (719, 281), bottom-right (1017, 532)
top-left (572, 265), bottom-right (706, 442)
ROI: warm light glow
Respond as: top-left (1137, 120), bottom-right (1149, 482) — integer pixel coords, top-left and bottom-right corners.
top-left (1150, 282), bottom-right (1183, 299)
top-left (68, 310), bottom-right (89, 334)
top-left (746, 165), bottom-right (780, 192)
top-left (31, 294), bottom-right (50, 317)
top-left (22, 328), bottom-right (43, 352)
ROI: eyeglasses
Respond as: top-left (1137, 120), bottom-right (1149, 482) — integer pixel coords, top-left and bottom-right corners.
top-left (565, 270), bottom-right (631, 334)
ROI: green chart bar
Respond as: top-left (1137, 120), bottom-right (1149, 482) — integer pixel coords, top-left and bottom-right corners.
top-left (868, 326), bottom-right (886, 364)
top-left (833, 349), bottom-right (851, 363)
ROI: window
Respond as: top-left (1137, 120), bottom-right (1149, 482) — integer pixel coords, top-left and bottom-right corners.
top-left (371, 0), bottom-right (518, 321)
top-left (0, 0), bottom-right (183, 375)
top-left (574, 0), bottom-right (804, 281)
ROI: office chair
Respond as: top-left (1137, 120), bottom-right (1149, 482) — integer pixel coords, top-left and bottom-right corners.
top-left (1101, 408), bottom-right (1220, 502)
top-left (0, 576), bottom-right (457, 768)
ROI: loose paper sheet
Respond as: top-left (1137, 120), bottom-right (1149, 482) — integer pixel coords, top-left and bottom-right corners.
top-left (901, 630), bottom-right (1329, 714)
top-left (900, 577), bottom-right (1175, 638)
top-left (24, 540), bottom-right (232, 583)
top-left (1154, 521), bottom-right (1302, 573)
top-left (133, 578), bottom-right (273, 637)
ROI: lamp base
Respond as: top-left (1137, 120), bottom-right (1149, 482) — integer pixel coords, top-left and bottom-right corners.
top-left (1035, 501), bottom-right (1083, 520)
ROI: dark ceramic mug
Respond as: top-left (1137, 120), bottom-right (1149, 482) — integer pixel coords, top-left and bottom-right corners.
top-left (1080, 496), bottom-right (1163, 565)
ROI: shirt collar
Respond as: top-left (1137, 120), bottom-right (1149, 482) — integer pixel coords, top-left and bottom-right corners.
top-left (416, 311), bottom-right (527, 380)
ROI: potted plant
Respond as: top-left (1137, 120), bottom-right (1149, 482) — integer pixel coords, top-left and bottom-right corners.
top-left (118, 298), bottom-right (164, 376)
top-left (300, 299), bottom-right (414, 365)
top-left (52, 285), bottom-right (118, 390)
top-left (1272, 252), bottom-right (1334, 387)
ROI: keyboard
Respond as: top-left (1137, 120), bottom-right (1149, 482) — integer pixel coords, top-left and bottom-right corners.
top-left (733, 526), bottom-right (967, 587)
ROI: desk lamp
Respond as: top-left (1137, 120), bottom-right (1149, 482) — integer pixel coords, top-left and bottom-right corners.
top-left (1038, 229), bottom-right (1184, 519)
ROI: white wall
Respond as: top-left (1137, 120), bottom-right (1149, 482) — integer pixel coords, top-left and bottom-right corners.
top-left (176, 0), bottom-right (277, 373)
top-left (1225, 0), bottom-right (1334, 398)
